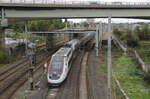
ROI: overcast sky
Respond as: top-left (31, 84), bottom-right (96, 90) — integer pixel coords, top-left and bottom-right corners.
top-left (67, 18), bottom-right (150, 23)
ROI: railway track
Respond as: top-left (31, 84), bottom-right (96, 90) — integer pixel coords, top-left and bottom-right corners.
top-left (0, 44), bottom-right (46, 78)
top-left (45, 40), bottom-right (95, 99)
top-left (0, 47), bottom-right (45, 79)
top-left (0, 45), bottom-right (63, 99)
top-left (0, 61), bottom-right (28, 82)
top-left (0, 52), bottom-right (45, 83)
top-left (46, 50), bottom-right (84, 99)
top-left (0, 58), bottom-right (27, 77)
top-left (0, 52), bottom-right (48, 99)
top-left (86, 51), bottom-right (95, 99)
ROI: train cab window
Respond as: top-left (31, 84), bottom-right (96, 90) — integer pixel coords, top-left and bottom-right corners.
top-left (64, 44), bottom-right (71, 48)
top-left (50, 56), bottom-right (64, 75)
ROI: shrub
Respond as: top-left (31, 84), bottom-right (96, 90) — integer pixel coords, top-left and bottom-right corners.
top-left (0, 50), bottom-right (13, 64)
top-left (113, 28), bottom-right (139, 47)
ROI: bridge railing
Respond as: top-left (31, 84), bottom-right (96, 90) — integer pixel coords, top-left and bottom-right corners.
top-left (0, 0), bottom-right (150, 6)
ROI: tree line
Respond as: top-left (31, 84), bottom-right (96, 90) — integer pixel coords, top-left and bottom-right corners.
top-left (0, 19), bottom-right (66, 63)
top-left (9, 19), bottom-right (65, 32)
top-left (3, 19), bottom-right (66, 40)
top-left (113, 24), bottom-right (150, 47)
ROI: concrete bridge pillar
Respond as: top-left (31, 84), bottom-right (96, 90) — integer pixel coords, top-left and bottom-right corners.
top-left (95, 24), bottom-right (99, 56)
top-left (65, 19), bottom-right (72, 41)
top-left (95, 22), bottom-right (103, 56)
top-left (0, 28), bottom-right (5, 51)
top-left (46, 35), bottom-right (53, 50)
top-left (99, 22), bottom-right (103, 49)
top-left (68, 34), bottom-right (73, 40)
top-left (0, 8), bottom-right (7, 51)
top-left (73, 34), bottom-right (79, 39)
top-left (65, 19), bottom-right (68, 31)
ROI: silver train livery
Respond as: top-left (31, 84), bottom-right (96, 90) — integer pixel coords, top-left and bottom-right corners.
top-left (47, 33), bottom-right (95, 85)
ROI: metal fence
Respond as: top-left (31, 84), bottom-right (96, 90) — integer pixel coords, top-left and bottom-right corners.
top-left (0, 0), bottom-right (150, 6)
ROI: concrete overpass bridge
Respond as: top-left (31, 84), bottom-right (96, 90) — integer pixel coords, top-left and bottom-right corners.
top-left (0, 1), bottom-right (150, 51)
top-left (1, 1), bottom-right (150, 52)
top-left (1, 1), bottom-right (150, 20)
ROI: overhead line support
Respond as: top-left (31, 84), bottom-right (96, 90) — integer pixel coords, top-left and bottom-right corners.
top-left (107, 14), bottom-right (112, 99)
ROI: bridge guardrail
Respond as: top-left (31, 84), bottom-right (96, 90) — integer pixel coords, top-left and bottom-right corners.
top-left (1, 0), bottom-right (150, 7)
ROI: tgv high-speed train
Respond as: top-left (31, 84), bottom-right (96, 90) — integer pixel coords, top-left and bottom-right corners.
top-left (47, 33), bottom-right (95, 86)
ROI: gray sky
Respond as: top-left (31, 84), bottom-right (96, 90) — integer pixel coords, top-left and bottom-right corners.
top-left (68, 18), bottom-right (150, 23)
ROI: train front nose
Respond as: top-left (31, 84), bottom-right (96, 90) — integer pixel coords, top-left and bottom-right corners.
top-left (49, 71), bottom-right (61, 80)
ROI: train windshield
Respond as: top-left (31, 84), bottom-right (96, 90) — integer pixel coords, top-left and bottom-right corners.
top-left (50, 56), bottom-right (64, 75)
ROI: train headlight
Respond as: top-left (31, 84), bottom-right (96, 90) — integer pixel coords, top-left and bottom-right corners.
top-left (57, 74), bottom-right (60, 78)
top-left (44, 63), bottom-right (47, 68)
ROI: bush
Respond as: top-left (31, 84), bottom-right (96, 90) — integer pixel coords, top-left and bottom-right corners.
top-left (113, 28), bottom-right (122, 37)
top-left (113, 28), bottom-right (139, 47)
top-left (0, 50), bottom-right (13, 64)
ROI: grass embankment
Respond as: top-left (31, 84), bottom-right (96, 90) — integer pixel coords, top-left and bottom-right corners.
top-left (135, 41), bottom-right (150, 66)
top-left (100, 48), bottom-right (150, 99)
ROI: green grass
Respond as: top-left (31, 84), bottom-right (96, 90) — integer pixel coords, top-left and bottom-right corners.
top-left (113, 55), bottom-right (150, 99)
top-left (135, 41), bottom-right (150, 66)
top-left (100, 48), bottom-right (150, 99)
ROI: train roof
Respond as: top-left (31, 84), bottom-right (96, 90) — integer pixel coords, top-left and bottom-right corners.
top-left (54, 47), bottom-right (71, 57)
top-left (65, 39), bottom-right (79, 45)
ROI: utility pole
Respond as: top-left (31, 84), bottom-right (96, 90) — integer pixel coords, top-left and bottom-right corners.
top-left (25, 21), bottom-right (35, 90)
top-left (95, 24), bottom-right (99, 56)
top-left (25, 21), bottom-right (28, 55)
top-left (99, 21), bottom-right (103, 50)
top-left (107, 15), bottom-right (112, 99)
top-left (28, 46), bottom-right (36, 90)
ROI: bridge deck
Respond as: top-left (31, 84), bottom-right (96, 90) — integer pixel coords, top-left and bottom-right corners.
top-left (1, 3), bottom-right (150, 20)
